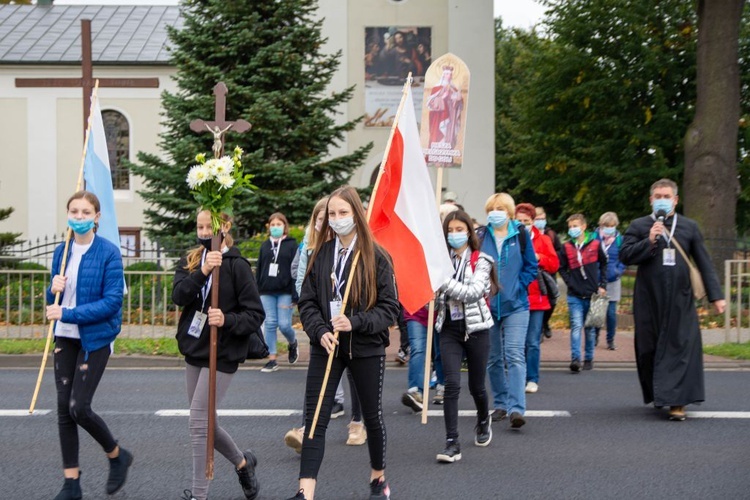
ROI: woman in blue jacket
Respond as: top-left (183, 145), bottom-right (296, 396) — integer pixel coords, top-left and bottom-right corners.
top-left (45, 191), bottom-right (131, 500)
top-left (479, 193), bottom-right (538, 429)
top-left (594, 212), bottom-right (627, 350)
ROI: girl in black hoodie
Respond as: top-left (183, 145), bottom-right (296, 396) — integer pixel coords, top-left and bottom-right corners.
top-left (173, 211), bottom-right (265, 500)
top-left (288, 186), bottom-right (399, 500)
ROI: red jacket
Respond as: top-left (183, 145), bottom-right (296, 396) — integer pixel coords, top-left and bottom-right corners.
top-left (527, 227), bottom-right (560, 311)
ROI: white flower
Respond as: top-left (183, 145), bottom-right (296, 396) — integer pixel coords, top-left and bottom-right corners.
top-left (186, 164), bottom-right (211, 189)
top-left (216, 174), bottom-right (235, 190)
top-left (204, 158), bottom-right (221, 178)
top-left (214, 156), bottom-right (235, 176)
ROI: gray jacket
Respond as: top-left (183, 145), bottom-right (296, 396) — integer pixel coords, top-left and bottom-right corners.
top-left (435, 250), bottom-right (494, 337)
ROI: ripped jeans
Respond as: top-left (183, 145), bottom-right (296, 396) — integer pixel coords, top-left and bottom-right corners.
top-left (54, 337), bottom-right (117, 469)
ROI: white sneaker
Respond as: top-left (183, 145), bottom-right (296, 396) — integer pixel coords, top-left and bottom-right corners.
top-left (346, 421), bottom-right (367, 445)
top-left (525, 381), bottom-right (538, 393)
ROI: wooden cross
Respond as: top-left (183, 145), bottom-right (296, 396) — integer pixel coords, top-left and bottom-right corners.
top-left (190, 82), bottom-right (252, 158)
top-left (15, 19), bottom-right (160, 135)
top-left (190, 81), bottom-right (251, 479)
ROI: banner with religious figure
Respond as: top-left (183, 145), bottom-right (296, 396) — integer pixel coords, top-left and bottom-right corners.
top-left (364, 26), bottom-right (432, 127)
top-left (419, 53), bottom-right (470, 168)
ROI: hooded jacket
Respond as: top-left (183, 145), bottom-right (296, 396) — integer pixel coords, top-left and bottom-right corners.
top-left (298, 239), bottom-right (399, 359)
top-left (256, 236), bottom-right (298, 298)
top-left (47, 236), bottom-right (124, 356)
top-left (527, 226), bottom-right (560, 311)
top-left (435, 250), bottom-right (494, 335)
top-left (558, 232), bottom-right (608, 298)
top-left (173, 246), bottom-right (265, 374)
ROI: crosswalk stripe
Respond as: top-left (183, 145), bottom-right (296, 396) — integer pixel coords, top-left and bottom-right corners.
top-left (424, 410), bottom-right (571, 417)
top-left (155, 409), bottom-right (302, 417)
top-left (0, 410), bottom-right (51, 416)
top-left (686, 411), bottom-right (750, 419)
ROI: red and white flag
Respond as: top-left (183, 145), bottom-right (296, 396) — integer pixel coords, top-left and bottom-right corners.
top-left (369, 86), bottom-right (454, 314)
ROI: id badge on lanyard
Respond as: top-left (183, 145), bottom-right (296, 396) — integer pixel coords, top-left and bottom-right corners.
top-left (661, 214), bottom-right (678, 267)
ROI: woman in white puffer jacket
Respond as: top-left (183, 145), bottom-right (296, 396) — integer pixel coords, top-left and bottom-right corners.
top-left (434, 210), bottom-right (497, 464)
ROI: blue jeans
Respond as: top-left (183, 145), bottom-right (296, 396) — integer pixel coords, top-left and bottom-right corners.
top-left (567, 295), bottom-right (596, 362)
top-left (525, 310), bottom-right (545, 384)
top-left (406, 320), bottom-right (427, 391)
top-left (260, 293), bottom-right (296, 355)
top-left (487, 309), bottom-right (529, 415)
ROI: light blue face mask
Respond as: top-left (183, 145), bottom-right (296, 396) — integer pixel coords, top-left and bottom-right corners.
top-left (568, 227), bottom-right (582, 239)
top-left (447, 232), bottom-right (469, 249)
top-left (487, 210), bottom-right (508, 227)
top-left (601, 227), bottom-right (616, 237)
top-left (270, 226), bottom-right (284, 238)
top-left (534, 219), bottom-right (547, 231)
top-left (652, 198), bottom-right (673, 215)
top-left (68, 218), bottom-right (96, 235)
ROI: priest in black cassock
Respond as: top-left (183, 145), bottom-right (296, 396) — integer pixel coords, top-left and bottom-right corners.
top-left (620, 179), bottom-right (725, 422)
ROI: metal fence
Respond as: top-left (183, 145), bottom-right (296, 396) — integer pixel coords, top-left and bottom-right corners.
top-left (724, 260), bottom-right (750, 343)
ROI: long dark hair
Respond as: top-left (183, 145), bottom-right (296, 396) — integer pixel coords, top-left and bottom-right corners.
top-left (308, 186), bottom-right (385, 310)
top-left (443, 209), bottom-right (499, 295)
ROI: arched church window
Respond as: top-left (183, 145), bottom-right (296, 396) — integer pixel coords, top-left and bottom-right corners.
top-left (101, 110), bottom-right (130, 190)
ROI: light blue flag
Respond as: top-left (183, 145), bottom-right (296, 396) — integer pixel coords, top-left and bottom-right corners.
top-left (83, 99), bottom-right (121, 251)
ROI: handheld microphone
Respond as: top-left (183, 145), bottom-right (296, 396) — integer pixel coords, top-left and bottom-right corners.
top-left (655, 209), bottom-right (667, 239)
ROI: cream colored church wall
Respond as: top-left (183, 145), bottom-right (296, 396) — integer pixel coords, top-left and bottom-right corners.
top-left (0, 98), bottom-right (28, 236)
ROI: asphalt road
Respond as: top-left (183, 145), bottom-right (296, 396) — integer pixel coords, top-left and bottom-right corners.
top-left (1, 366), bottom-right (749, 500)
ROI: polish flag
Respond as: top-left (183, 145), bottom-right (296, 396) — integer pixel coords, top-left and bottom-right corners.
top-left (369, 86), bottom-right (454, 314)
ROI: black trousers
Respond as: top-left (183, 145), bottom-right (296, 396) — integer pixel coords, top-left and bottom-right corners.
top-left (54, 337), bottom-right (118, 469)
top-left (299, 368), bottom-right (361, 426)
top-left (439, 316), bottom-right (490, 441)
top-left (300, 353), bottom-right (386, 479)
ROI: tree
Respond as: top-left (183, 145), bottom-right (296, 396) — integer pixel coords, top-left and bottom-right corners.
top-left (683, 0), bottom-right (746, 276)
top-left (497, 0), bottom-right (701, 226)
top-left (129, 0), bottom-right (371, 250)
top-left (0, 207), bottom-right (22, 266)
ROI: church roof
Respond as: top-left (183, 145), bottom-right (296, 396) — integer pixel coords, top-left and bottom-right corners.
top-left (0, 5), bottom-right (182, 65)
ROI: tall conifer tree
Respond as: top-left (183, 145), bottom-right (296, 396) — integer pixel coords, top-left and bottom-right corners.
top-left (129, 0), bottom-right (371, 249)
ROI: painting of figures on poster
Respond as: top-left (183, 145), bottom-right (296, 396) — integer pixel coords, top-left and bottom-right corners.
top-left (364, 26), bottom-right (432, 127)
top-left (420, 53), bottom-right (470, 168)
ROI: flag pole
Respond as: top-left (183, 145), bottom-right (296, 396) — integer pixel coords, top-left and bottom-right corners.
top-left (29, 80), bottom-right (100, 414)
top-left (311, 74), bottom-right (414, 438)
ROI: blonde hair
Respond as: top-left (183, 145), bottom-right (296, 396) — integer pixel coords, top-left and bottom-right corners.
top-left (305, 196), bottom-right (329, 250)
top-left (567, 213), bottom-right (587, 225)
top-left (535, 206), bottom-right (546, 217)
top-left (484, 193), bottom-right (516, 219)
top-left (185, 211), bottom-right (234, 272)
top-left (598, 212), bottom-right (619, 227)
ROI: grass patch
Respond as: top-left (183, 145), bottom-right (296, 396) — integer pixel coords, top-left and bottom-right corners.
top-left (703, 342), bottom-right (750, 360)
top-left (0, 338), bottom-right (181, 357)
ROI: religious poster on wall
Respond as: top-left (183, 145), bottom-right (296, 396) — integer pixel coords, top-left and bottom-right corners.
top-left (364, 26), bottom-right (432, 127)
top-left (419, 53), bottom-right (470, 168)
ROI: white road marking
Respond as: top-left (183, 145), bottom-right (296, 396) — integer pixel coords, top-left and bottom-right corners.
top-left (686, 411), bottom-right (750, 419)
top-left (424, 410), bottom-right (572, 417)
top-left (0, 410), bottom-right (51, 416)
top-left (155, 409), bottom-right (302, 417)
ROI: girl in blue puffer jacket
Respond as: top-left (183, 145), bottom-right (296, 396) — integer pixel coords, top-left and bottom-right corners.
top-left (45, 191), bottom-right (131, 500)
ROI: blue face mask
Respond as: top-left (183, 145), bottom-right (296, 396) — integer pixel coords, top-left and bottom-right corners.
top-left (270, 226), bottom-right (284, 238)
top-left (447, 232), bottom-right (469, 249)
top-left (652, 198), bottom-right (673, 216)
top-left (68, 218), bottom-right (95, 235)
top-left (568, 227), bottom-right (582, 239)
top-left (534, 219), bottom-right (547, 231)
top-left (602, 226), bottom-right (616, 237)
top-left (487, 210), bottom-right (508, 227)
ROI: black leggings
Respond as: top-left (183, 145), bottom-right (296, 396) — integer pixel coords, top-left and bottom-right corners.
top-left (54, 336), bottom-right (118, 469)
top-left (439, 318), bottom-right (490, 441)
top-left (299, 369), bottom-right (361, 426)
top-left (300, 353), bottom-right (386, 479)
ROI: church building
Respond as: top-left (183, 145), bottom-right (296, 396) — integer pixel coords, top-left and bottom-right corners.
top-left (0, 0), bottom-right (494, 249)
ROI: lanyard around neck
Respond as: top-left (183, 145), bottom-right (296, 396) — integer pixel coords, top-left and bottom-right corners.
top-left (332, 234), bottom-right (358, 299)
top-left (199, 250), bottom-right (213, 311)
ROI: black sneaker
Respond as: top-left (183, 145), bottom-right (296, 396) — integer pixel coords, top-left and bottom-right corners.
top-left (543, 327), bottom-right (552, 339)
top-left (235, 449), bottom-right (259, 500)
top-left (106, 446), bottom-right (133, 494)
top-left (260, 360), bottom-right (279, 372)
top-left (288, 341), bottom-right (299, 364)
top-left (510, 412), bottom-right (526, 429)
top-left (490, 409), bottom-right (507, 422)
top-left (330, 402), bottom-right (345, 419)
top-left (583, 360), bottom-right (593, 371)
top-left (436, 440), bottom-right (462, 463)
top-left (286, 490), bottom-right (307, 500)
top-left (474, 417), bottom-right (492, 447)
top-left (369, 476), bottom-right (391, 499)
top-left (54, 475), bottom-right (82, 500)
top-left (570, 359), bottom-right (581, 373)
top-left (181, 490), bottom-right (197, 500)
top-left (401, 391), bottom-right (423, 413)
top-left (607, 342), bottom-right (617, 351)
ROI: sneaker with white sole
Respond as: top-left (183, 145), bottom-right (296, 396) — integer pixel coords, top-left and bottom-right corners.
top-left (432, 384), bottom-right (445, 405)
top-left (525, 381), bottom-right (539, 393)
top-left (288, 341), bottom-right (299, 364)
top-left (346, 421), bottom-right (367, 445)
top-left (330, 402), bottom-right (345, 419)
top-left (436, 440), bottom-right (462, 463)
top-left (401, 390), bottom-right (423, 413)
top-left (260, 360), bottom-right (279, 372)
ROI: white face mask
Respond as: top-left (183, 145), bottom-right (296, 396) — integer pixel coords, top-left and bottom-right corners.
top-left (329, 216), bottom-right (356, 236)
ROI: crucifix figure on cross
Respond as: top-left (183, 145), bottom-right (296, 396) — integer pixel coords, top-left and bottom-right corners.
top-left (190, 82), bottom-right (252, 158)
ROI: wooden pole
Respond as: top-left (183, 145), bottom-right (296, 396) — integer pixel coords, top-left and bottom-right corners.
top-left (29, 81), bottom-right (100, 414)
top-left (205, 233), bottom-right (221, 479)
top-left (420, 167), bottom-right (444, 424)
top-left (308, 251), bottom-right (362, 439)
